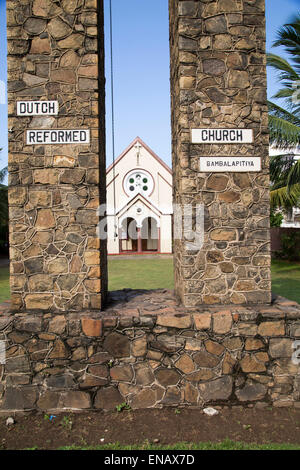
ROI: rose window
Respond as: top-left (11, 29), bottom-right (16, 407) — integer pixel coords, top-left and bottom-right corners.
top-left (124, 170), bottom-right (154, 197)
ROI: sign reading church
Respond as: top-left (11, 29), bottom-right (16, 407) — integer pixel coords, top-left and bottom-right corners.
top-left (106, 137), bottom-right (173, 255)
top-left (191, 128), bottom-right (254, 144)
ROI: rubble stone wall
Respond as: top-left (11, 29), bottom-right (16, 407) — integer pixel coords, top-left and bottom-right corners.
top-left (7, 0), bottom-right (107, 313)
top-left (1, 295), bottom-right (300, 412)
top-left (169, 0), bottom-right (271, 307)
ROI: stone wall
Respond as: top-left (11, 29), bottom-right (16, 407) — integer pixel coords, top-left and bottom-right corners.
top-left (169, 0), bottom-right (271, 307)
top-left (7, 0), bottom-right (107, 313)
top-left (1, 292), bottom-right (300, 413)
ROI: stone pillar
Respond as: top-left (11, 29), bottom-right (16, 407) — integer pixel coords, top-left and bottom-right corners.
top-left (7, 0), bottom-right (107, 312)
top-left (169, 0), bottom-right (271, 307)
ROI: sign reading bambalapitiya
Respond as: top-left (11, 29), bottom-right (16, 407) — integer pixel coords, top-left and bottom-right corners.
top-left (191, 128), bottom-right (253, 144)
top-left (26, 129), bottom-right (90, 145)
top-left (17, 101), bottom-right (59, 116)
top-left (199, 156), bottom-right (261, 172)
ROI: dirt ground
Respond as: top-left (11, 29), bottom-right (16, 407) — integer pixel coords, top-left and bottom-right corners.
top-left (1, 406), bottom-right (300, 450)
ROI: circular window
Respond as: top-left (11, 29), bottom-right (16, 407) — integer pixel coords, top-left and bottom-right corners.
top-left (124, 170), bottom-right (154, 197)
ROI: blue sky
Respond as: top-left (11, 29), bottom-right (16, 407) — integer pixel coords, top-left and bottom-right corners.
top-left (0, 0), bottom-right (299, 179)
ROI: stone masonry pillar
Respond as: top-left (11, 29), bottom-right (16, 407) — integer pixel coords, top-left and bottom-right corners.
top-left (7, 0), bottom-right (107, 312)
top-left (169, 0), bottom-right (271, 307)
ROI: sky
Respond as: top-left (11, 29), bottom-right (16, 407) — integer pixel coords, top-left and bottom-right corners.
top-left (0, 0), bottom-right (299, 181)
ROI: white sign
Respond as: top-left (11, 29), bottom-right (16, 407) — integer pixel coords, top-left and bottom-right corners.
top-left (26, 129), bottom-right (90, 145)
top-left (199, 156), bottom-right (261, 172)
top-left (17, 101), bottom-right (59, 116)
top-left (192, 128), bottom-right (253, 144)
top-left (0, 341), bottom-right (5, 365)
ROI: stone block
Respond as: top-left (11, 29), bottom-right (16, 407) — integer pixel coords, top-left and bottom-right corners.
top-left (48, 316), bottom-right (66, 334)
top-left (156, 314), bottom-right (191, 329)
top-left (213, 312), bottom-right (233, 334)
top-left (199, 376), bottom-right (233, 401)
top-left (110, 365), bottom-right (133, 382)
top-left (131, 388), bottom-right (157, 409)
top-left (2, 386), bottom-right (38, 410)
top-left (193, 350), bottom-right (220, 368)
top-left (154, 368), bottom-right (181, 387)
top-left (104, 332), bottom-right (130, 358)
top-left (81, 318), bottom-right (102, 337)
top-left (245, 338), bottom-right (264, 350)
top-left (132, 336), bottom-right (147, 357)
top-left (48, 339), bottom-right (69, 359)
top-left (236, 381), bottom-right (267, 402)
top-left (240, 354), bottom-right (267, 373)
top-left (258, 321), bottom-right (285, 337)
top-left (60, 391), bottom-right (91, 410)
top-left (269, 339), bottom-right (294, 358)
top-left (94, 386), bottom-right (123, 410)
top-left (25, 294), bottom-right (53, 310)
top-left (175, 354), bottom-right (195, 374)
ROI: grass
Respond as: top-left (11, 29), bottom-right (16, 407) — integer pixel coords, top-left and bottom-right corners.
top-left (56, 439), bottom-right (300, 450)
top-left (108, 256), bottom-right (174, 291)
top-left (271, 259), bottom-right (300, 304)
top-left (0, 258), bottom-right (299, 302)
top-left (0, 266), bottom-right (9, 303)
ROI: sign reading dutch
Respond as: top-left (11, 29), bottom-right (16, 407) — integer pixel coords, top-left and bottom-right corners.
top-left (26, 129), bottom-right (90, 145)
top-left (17, 101), bottom-right (59, 116)
top-left (191, 128), bottom-right (253, 144)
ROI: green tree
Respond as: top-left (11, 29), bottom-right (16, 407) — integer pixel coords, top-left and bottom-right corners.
top-left (267, 14), bottom-right (300, 213)
top-left (267, 14), bottom-right (300, 148)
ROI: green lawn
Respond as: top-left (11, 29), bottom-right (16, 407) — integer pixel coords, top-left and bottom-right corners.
top-left (108, 256), bottom-right (174, 291)
top-left (271, 259), bottom-right (300, 304)
top-left (57, 440), bottom-right (300, 450)
top-left (0, 258), bottom-right (299, 303)
top-left (0, 267), bottom-right (9, 303)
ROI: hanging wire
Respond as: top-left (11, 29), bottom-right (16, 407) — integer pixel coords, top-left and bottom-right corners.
top-left (109, 0), bottom-right (117, 240)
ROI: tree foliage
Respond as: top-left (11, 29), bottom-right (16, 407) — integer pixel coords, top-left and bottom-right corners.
top-left (268, 15), bottom-right (300, 212)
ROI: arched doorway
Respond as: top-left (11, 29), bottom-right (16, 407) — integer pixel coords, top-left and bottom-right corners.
top-left (119, 216), bottom-right (160, 254)
top-left (141, 217), bottom-right (159, 252)
top-left (119, 217), bottom-right (138, 253)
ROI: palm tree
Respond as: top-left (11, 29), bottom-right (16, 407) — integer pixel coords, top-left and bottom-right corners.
top-left (267, 13), bottom-right (300, 148)
top-left (267, 14), bottom-right (300, 215)
top-left (270, 153), bottom-right (300, 220)
top-left (0, 166), bottom-right (7, 184)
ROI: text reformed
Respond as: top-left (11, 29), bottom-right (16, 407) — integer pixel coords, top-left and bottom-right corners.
top-left (26, 129), bottom-right (90, 145)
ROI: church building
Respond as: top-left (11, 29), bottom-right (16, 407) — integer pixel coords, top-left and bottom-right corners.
top-left (106, 137), bottom-right (173, 255)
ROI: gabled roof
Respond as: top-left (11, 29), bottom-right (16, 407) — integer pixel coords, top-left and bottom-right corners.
top-left (106, 136), bottom-right (172, 175)
top-left (116, 192), bottom-right (162, 219)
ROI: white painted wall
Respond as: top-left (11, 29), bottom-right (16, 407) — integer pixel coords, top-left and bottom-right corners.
top-left (106, 138), bottom-right (173, 254)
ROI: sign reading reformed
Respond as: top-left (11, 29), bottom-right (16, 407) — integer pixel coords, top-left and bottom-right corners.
top-left (27, 129), bottom-right (90, 145)
top-left (17, 101), bottom-right (59, 116)
top-left (192, 128), bottom-right (253, 144)
top-left (200, 156), bottom-right (261, 172)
